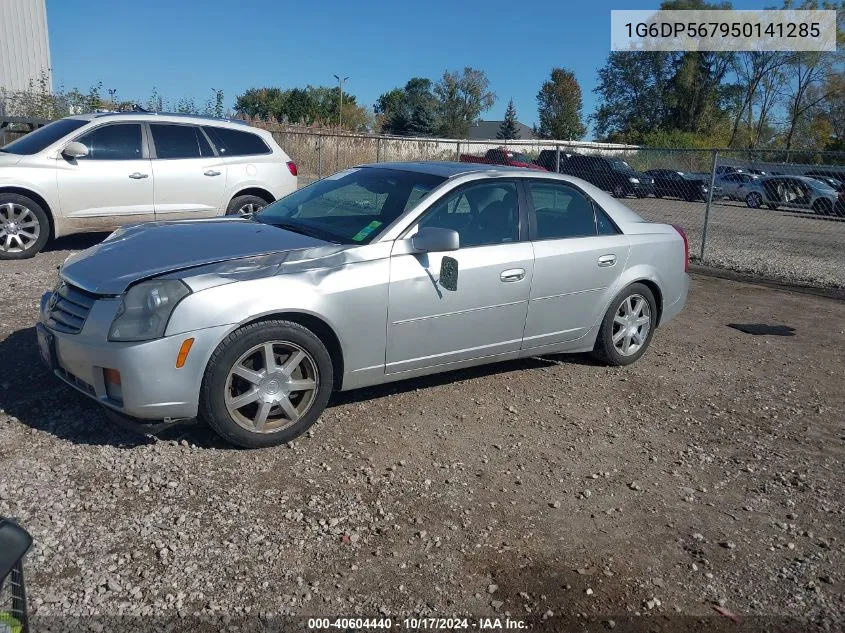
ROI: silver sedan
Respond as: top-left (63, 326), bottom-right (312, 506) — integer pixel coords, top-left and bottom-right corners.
top-left (37, 163), bottom-right (689, 448)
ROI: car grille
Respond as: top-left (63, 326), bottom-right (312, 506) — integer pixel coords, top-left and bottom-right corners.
top-left (46, 281), bottom-right (97, 334)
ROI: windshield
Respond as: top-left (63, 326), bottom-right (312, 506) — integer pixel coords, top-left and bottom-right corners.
top-left (609, 159), bottom-right (636, 173)
top-left (1, 118), bottom-right (89, 155)
top-left (254, 167), bottom-right (446, 244)
top-left (507, 152), bottom-right (534, 164)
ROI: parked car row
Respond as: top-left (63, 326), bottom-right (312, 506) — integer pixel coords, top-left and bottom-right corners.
top-left (0, 112), bottom-right (298, 259)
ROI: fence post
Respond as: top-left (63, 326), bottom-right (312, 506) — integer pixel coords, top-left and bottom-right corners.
top-left (456, 141), bottom-right (461, 162)
top-left (316, 138), bottom-right (323, 180)
top-left (376, 137), bottom-right (382, 163)
top-left (555, 144), bottom-right (561, 172)
top-left (701, 149), bottom-right (719, 260)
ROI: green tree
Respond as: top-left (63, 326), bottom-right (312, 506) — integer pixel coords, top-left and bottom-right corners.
top-left (536, 68), bottom-right (585, 140)
top-left (497, 99), bottom-right (520, 139)
top-left (434, 67), bottom-right (496, 138)
top-left (375, 79), bottom-right (438, 136)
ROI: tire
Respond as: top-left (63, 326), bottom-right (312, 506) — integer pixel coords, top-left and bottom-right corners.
top-left (591, 283), bottom-right (657, 367)
top-left (812, 199), bottom-right (833, 216)
top-left (199, 320), bottom-right (334, 448)
top-left (0, 193), bottom-right (50, 260)
top-left (226, 194), bottom-right (270, 217)
top-left (612, 184), bottom-right (627, 198)
top-left (745, 192), bottom-right (762, 209)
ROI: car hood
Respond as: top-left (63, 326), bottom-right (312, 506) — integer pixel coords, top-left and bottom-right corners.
top-left (60, 218), bottom-right (329, 295)
top-left (0, 152), bottom-right (23, 166)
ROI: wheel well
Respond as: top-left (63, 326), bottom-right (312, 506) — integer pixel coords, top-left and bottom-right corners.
top-left (231, 188), bottom-right (275, 205)
top-left (637, 279), bottom-right (664, 326)
top-left (0, 186), bottom-right (55, 238)
top-left (243, 312), bottom-right (344, 389)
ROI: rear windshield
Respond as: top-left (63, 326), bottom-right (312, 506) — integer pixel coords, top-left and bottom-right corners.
top-left (0, 118), bottom-right (88, 155)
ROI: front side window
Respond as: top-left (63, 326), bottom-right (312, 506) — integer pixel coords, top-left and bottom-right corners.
top-left (150, 124), bottom-right (213, 159)
top-left (255, 167), bottom-right (444, 244)
top-left (75, 124), bottom-right (143, 160)
top-left (1, 118), bottom-right (88, 155)
top-left (203, 126), bottom-right (270, 156)
top-left (417, 181), bottom-right (519, 248)
top-left (528, 181), bottom-right (597, 240)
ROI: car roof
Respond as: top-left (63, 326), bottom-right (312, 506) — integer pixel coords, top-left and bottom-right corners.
top-left (65, 111), bottom-right (251, 127)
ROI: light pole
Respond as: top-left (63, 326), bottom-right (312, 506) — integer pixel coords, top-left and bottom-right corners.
top-left (333, 74), bottom-right (349, 129)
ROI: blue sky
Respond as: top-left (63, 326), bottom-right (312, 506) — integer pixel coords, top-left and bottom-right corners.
top-left (47, 0), bottom-right (777, 138)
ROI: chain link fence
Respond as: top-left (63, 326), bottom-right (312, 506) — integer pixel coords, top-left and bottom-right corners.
top-left (268, 128), bottom-right (845, 289)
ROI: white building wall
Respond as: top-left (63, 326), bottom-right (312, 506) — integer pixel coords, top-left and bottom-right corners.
top-left (0, 0), bottom-right (52, 92)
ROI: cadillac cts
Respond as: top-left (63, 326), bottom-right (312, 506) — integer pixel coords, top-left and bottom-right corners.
top-left (37, 162), bottom-right (689, 448)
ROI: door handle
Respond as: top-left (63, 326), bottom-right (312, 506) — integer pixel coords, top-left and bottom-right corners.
top-left (597, 254), bottom-right (616, 267)
top-left (128, 172), bottom-right (148, 179)
top-left (204, 170), bottom-right (221, 177)
top-left (500, 268), bottom-right (525, 282)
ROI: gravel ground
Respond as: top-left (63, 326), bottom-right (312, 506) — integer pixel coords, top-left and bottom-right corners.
top-left (0, 238), bottom-right (843, 632)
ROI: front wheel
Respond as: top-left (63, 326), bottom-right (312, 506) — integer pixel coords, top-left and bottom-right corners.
top-left (612, 184), bottom-right (627, 198)
top-left (745, 192), bottom-right (762, 209)
top-left (0, 194), bottom-right (50, 260)
top-left (199, 320), bottom-right (334, 448)
top-left (591, 283), bottom-right (657, 367)
top-left (226, 194), bottom-right (270, 217)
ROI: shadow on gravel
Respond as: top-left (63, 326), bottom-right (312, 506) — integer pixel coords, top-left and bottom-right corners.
top-left (42, 232), bottom-right (108, 254)
top-left (728, 323), bottom-right (796, 336)
top-left (0, 322), bottom-right (599, 448)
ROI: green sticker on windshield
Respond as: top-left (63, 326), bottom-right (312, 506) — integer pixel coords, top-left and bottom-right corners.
top-left (351, 220), bottom-right (383, 242)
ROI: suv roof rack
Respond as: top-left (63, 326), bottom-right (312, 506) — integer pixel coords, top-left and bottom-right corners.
top-left (92, 111), bottom-right (249, 125)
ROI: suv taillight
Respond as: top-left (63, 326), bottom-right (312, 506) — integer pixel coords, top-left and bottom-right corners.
top-left (286, 161), bottom-right (298, 176)
top-left (672, 224), bottom-right (689, 272)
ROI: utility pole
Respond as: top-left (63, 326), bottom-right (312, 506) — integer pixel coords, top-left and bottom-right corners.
top-left (333, 74), bottom-right (349, 129)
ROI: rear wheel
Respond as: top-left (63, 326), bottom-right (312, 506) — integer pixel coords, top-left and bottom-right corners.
top-left (812, 199), bottom-right (833, 216)
top-left (0, 194), bottom-right (50, 260)
top-left (612, 184), bottom-right (627, 198)
top-left (767, 203), bottom-right (779, 210)
top-left (199, 320), bottom-right (334, 448)
top-left (226, 194), bottom-right (270, 217)
top-left (591, 283), bottom-right (657, 367)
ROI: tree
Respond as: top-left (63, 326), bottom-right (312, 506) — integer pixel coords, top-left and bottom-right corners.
top-left (375, 87), bottom-right (408, 134)
top-left (536, 68), bottom-right (585, 140)
top-left (375, 78), bottom-right (438, 136)
top-left (434, 67), bottom-right (496, 138)
top-left (497, 99), bottom-right (520, 139)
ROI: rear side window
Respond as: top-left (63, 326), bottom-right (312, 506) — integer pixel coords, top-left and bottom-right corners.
top-left (203, 126), bottom-right (270, 156)
top-left (528, 181), bottom-right (597, 240)
top-left (75, 124), bottom-right (143, 160)
top-left (150, 124), bottom-right (213, 159)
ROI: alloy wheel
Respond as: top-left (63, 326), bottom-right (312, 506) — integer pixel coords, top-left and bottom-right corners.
top-left (224, 341), bottom-right (319, 433)
top-left (746, 192), bottom-right (762, 208)
top-left (234, 202), bottom-right (264, 216)
top-left (612, 294), bottom-right (651, 357)
top-left (0, 203), bottom-right (40, 254)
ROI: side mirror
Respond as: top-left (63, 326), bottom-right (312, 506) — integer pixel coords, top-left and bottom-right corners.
top-left (62, 141), bottom-right (89, 159)
top-left (411, 227), bottom-right (459, 253)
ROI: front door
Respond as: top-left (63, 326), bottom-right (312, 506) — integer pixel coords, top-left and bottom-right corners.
top-left (148, 123), bottom-right (228, 220)
top-left (386, 179), bottom-right (533, 375)
top-left (55, 122), bottom-right (155, 231)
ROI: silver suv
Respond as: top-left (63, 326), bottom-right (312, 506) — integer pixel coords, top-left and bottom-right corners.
top-left (0, 112), bottom-right (298, 259)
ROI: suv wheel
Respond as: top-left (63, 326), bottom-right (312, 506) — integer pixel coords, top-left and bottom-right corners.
top-left (812, 199), bottom-right (833, 216)
top-left (226, 194), bottom-right (270, 216)
top-left (0, 194), bottom-right (50, 260)
top-left (200, 320), bottom-right (334, 448)
top-left (745, 192), bottom-right (762, 208)
top-left (612, 184), bottom-right (627, 198)
top-left (591, 283), bottom-right (657, 367)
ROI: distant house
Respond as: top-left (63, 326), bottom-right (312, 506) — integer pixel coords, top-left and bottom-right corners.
top-left (468, 120), bottom-right (537, 140)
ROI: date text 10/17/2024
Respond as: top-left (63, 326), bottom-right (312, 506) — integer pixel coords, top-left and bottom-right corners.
top-left (307, 617), bottom-right (529, 629)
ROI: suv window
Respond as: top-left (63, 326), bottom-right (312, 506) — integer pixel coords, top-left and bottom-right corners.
top-left (528, 181), bottom-right (597, 239)
top-left (203, 126), bottom-right (270, 156)
top-left (418, 181), bottom-right (519, 248)
top-left (75, 124), bottom-right (143, 160)
top-left (150, 124), bottom-right (213, 159)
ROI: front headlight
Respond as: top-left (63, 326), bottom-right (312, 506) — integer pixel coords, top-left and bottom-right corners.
top-left (108, 280), bottom-right (191, 342)
top-left (629, 177), bottom-right (640, 183)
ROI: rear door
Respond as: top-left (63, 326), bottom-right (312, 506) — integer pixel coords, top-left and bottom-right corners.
top-left (148, 123), bottom-right (228, 220)
top-left (522, 179), bottom-right (630, 352)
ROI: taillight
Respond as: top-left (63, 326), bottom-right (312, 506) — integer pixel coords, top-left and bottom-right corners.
top-left (672, 224), bottom-right (689, 272)
top-left (286, 161), bottom-right (298, 176)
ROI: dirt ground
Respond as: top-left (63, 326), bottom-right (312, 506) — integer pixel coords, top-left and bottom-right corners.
top-left (0, 235), bottom-right (843, 632)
